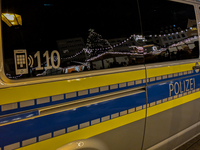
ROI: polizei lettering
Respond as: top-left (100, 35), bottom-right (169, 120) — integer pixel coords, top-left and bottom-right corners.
top-left (169, 78), bottom-right (195, 96)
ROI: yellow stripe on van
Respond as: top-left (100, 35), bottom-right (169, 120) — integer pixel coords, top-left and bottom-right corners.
top-left (16, 109), bottom-right (146, 150)
top-left (16, 90), bottom-right (200, 150)
top-left (147, 91), bottom-right (200, 117)
top-left (0, 70), bottom-right (145, 105)
top-left (147, 62), bottom-right (195, 78)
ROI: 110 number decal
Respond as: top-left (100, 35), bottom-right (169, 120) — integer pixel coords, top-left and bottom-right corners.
top-left (34, 50), bottom-right (60, 71)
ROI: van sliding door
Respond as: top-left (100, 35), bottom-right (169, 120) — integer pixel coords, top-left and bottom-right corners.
top-left (0, 0), bottom-right (148, 150)
top-left (139, 0), bottom-right (200, 149)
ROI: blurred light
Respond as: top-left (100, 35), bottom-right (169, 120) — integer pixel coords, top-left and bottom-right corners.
top-left (192, 27), bottom-right (197, 31)
top-left (1, 13), bottom-right (22, 27)
top-left (77, 141), bottom-right (84, 147)
top-left (4, 14), bottom-right (14, 20)
top-left (44, 4), bottom-right (54, 6)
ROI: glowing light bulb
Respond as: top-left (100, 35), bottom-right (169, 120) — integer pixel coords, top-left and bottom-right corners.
top-left (4, 13), bottom-right (15, 21)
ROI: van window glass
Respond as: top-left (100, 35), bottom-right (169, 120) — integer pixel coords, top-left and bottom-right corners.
top-left (139, 0), bottom-right (198, 64)
top-left (1, 0), bottom-right (143, 79)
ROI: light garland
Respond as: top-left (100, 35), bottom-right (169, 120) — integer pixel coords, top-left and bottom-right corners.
top-left (6, 73), bottom-right (22, 79)
top-left (86, 51), bottom-right (143, 62)
top-left (170, 36), bottom-right (198, 47)
top-left (85, 29), bottom-right (115, 57)
top-left (7, 26), bottom-right (198, 79)
top-left (60, 26), bottom-right (197, 61)
top-left (147, 26), bottom-right (196, 38)
top-left (63, 34), bottom-right (138, 60)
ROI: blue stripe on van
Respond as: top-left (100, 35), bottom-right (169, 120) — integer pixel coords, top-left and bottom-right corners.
top-left (147, 74), bottom-right (200, 104)
top-left (0, 82), bottom-right (145, 116)
top-left (0, 110), bottom-right (39, 124)
top-left (0, 91), bottom-right (146, 147)
top-left (0, 70), bottom-right (198, 117)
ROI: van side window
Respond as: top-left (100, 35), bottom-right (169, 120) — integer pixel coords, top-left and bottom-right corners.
top-left (139, 0), bottom-right (198, 63)
top-left (1, 0), bottom-right (144, 79)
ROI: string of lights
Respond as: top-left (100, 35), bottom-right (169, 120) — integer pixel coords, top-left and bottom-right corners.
top-left (61, 26), bottom-right (196, 60)
top-left (86, 51), bottom-right (143, 62)
top-left (6, 73), bottom-right (22, 79)
top-left (170, 36), bottom-right (198, 47)
top-left (7, 27), bottom-right (197, 79)
top-left (148, 27), bottom-right (196, 37)
top-left (63, 34), bottom-right (137, 60)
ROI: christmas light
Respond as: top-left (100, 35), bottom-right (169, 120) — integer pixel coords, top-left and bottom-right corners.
top-left (47, 26), bottom-right (199, 62)
top-left (8, 25), bottom-right (198, 79)
top-left (86, 51), bottom-right (143, 62)
top-left (6, 73), bottom-right (22, 79)
top-left (170, 36), bottom-right (198, 47)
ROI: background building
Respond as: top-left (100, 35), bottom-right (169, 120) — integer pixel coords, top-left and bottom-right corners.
top-left (187, 19), bottom-right (198, 37)
top-left (57, 37), bottom-right (87, 62)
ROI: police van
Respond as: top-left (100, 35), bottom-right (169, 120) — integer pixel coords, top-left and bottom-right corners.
top-left (0, 0), bottom-right (200, 150)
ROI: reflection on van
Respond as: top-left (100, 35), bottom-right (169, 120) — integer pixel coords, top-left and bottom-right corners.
top-left (36, 61), bottom-right (89, 76)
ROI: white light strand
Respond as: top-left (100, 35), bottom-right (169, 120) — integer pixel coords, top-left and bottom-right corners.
top-left (60, 26), bottom-right (194, 60)
top-left (170, 36), bottom-right (198, 47)
top-left (6, 73), bottom-right (22, 79)
top-left (86, 51), bottom-right (143, 62)
top-left (63, 34), bottom-right (136, 60)
top-left (147, 26), bottom-right (195, 37)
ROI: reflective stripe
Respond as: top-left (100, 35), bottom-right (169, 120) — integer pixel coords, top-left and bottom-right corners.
top-left (0, 70), bottom-right (145, 105)
top-left (16, 109), bottom-right (145, 150)
top-left (147, 90), bottom-right (200, 117)
top-left (147, 62), bottom-right (195, 78)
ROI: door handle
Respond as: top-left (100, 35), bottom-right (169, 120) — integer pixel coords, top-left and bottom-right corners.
top-left (193, 62), bottom-right (200, 70)
top-left (193, 65), bottom-right (200, 70)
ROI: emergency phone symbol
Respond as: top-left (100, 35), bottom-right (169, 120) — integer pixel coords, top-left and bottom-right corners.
top-left (28, 55), bottom-right (34, 67)
top-left (14, 49), bottom-right (29, 75)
